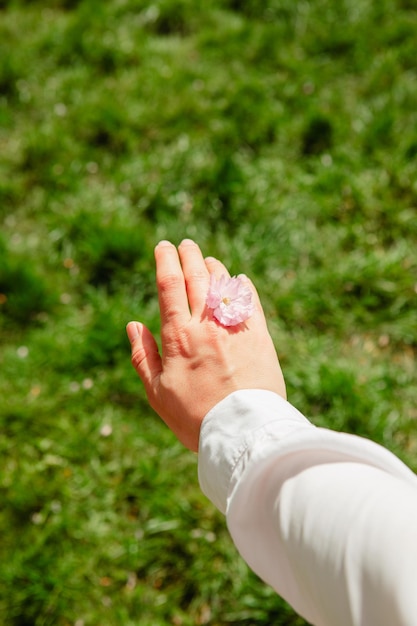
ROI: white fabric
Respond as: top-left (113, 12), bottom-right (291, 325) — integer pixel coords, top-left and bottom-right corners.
top-left (198, 389), bottom-right (417, 626)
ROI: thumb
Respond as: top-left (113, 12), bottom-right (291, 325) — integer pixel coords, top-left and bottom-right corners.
top-left (126, 321), bottom-right (162, 393)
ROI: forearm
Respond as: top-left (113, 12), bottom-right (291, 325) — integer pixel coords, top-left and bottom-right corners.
top-left (198, 390), bottom-right (417, 626)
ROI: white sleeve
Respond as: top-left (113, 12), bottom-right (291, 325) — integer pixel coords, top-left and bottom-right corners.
top-left (198, 390), bottom-right (417, 626)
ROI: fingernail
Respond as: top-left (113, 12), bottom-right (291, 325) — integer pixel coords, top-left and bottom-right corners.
top-left (126, 321), bottom-right (140, 344)
top-left (205, 256), bottom-right (216, 263)
top-left (156, 240), bottom-right (173, 248)
top-left (179, 238), bottom-right (196, 246)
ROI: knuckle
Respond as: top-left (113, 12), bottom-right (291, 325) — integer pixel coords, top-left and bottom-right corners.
top-left (131, 347), bottom-right (147, 370)
top-left (131, 344), bottom-right (156, 371)
top-left (186, 269), bottom-right (207, 282)
top-left (158, 272), bottom-right (183, 293)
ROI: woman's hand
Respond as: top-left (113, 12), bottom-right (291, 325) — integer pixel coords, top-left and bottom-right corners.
top-left (127, 239), bottom-right (286, 452)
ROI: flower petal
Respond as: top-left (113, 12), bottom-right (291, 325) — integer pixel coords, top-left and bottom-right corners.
top-left (206, 274), bottom-right (254, 326)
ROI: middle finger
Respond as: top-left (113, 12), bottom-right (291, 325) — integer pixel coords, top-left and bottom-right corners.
top-left (178, 239), bottom-right (210, 315)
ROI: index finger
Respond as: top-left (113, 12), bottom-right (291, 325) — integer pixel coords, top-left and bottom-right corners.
top-left (155, 241), bottom-right (190, 326)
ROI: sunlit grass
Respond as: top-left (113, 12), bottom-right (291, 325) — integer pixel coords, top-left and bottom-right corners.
top-left (1, 0), bottom-right (416, 623)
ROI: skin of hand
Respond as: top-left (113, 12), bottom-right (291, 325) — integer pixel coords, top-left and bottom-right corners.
top-left (126, 239), bottom-right (286, 452)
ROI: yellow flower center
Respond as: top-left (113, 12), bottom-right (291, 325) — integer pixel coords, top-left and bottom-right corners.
top-left (222, 297), bottom-right (231, 305)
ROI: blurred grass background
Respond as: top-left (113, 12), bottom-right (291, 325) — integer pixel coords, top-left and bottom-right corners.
top-left (0, 0), bottom-right (416, 624)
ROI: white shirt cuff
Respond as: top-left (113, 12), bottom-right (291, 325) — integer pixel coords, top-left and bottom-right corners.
top-left (198, 389), bottom-right (416, 515)
top-left (197, 390), bottom-right (312, 513)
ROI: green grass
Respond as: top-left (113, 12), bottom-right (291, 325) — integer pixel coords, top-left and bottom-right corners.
top-left (1, 0), bottom-right (416, 624)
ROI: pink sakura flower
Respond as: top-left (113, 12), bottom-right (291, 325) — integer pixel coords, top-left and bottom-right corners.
top-left (206, 274), bottom-right (254, 327)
